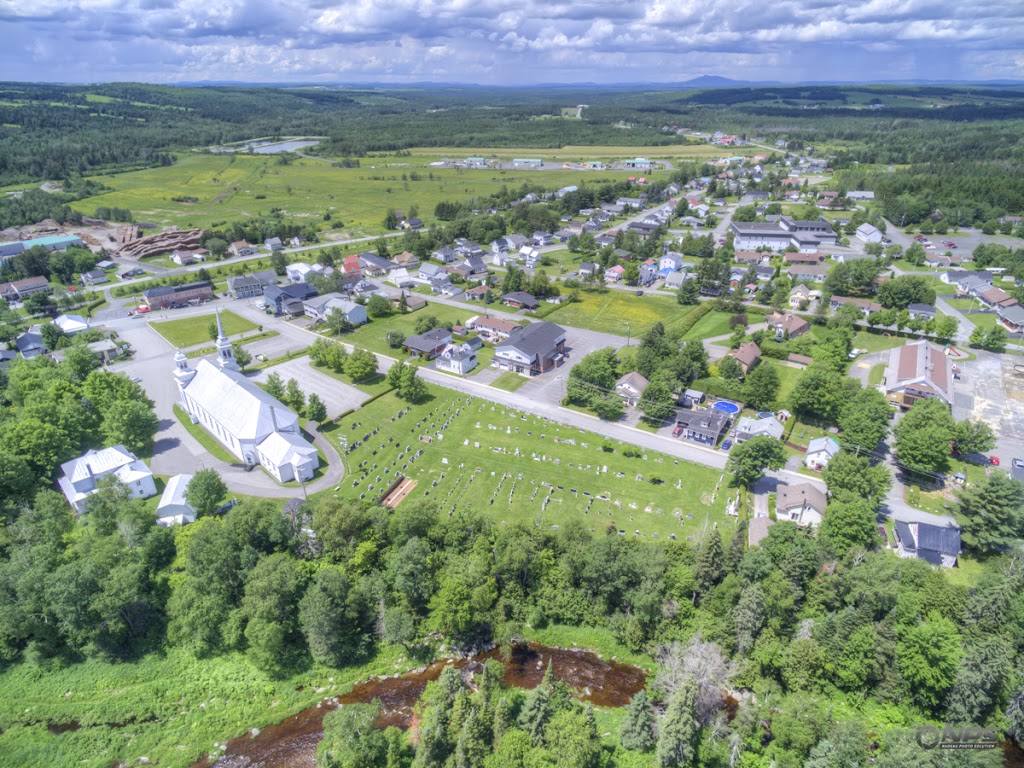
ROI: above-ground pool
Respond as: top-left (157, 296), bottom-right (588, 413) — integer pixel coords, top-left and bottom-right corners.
top-left (712, 401), bottom-right (740, 415)
top-left (757, 411), bottom-right (774, 419)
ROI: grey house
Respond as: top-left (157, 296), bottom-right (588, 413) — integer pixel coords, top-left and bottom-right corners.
top-left (674, 409), bottom-right (731, 446)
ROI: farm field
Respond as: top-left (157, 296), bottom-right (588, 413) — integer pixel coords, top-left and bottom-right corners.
top-left (150, 310), bottom-right (257, 347)
top-left (544, 291), bottom-right (702, 338)
top-left (328, 387), bottom-right (734, 541)
top-left (398, 144), bottom-right (752, 163)
top-left (70, 153), bottom-right (643, 232)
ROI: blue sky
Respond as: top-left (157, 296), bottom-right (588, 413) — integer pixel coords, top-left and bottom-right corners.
top-left (2, 0), bottom-right (1022, 84)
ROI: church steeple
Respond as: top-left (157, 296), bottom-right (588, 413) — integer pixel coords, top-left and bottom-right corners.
top-left (215, 307), bottom-right (239, 371)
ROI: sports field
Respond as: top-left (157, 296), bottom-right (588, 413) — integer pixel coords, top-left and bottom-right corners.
top-left (329, 387), bottom-right (734, 542)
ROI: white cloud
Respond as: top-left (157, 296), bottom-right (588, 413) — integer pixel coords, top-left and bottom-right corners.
top-left (0, 0), bottom-right (1021, 82)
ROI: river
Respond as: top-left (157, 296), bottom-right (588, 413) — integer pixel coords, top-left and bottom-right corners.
top-left (190, 643), bottom-right (646, 768)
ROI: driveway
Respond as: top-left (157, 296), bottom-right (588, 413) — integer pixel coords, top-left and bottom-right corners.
top-left (847, 350), bottom-right (888, 387)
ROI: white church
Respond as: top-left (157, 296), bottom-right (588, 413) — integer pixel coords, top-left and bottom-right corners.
top-left (174, 310), bottom-right (319, 483)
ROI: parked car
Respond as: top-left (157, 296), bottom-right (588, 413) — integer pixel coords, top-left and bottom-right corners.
top-left (636, 290), bottom-right (644, 296)
top-left (721, 439), bottom-right (733, 451)
top-left (672, 425), bottom-right (683, 438)
top-left (255, 353), bottom-right (268, 362)
top-left (1012, 458), bottom-right (1024, 469)
top-left (990, 456), bottom-right (1001, 466)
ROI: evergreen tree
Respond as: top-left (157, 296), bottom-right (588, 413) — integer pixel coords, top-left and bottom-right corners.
top-left (694, 528), bottom-right (725, 598)
top-left (454, 707), bottom-right (489, 768)
top-left (265, 371), bottom-right (285, 399)
top-left (285, 377), bottom-right (305, 411)
top-left (620, 689), bottom-right (655, 751)
top-left (957, 473), bottom-right (1024, 554)
top-left (656, 676), bottom-right (699, 767)
top-left (306, 393), bottom-right (327, 424)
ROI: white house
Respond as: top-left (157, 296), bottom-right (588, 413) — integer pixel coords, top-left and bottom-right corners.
top-left (174, 312), bottom-right (320, 483)
top-left (303, 293), bottom-right (368, 326)
top-left (521, 246), bottom-right (543, 267)
top-left (156, 473), bottom-right (196, 526)
top-left (615, 372), bottom-right (649, 406)
top-left (804, 436), bottom-right (840, 470)
top-left (435, 343), bottom-right (478, 375)
top-left (735, 416), bottom-right (784, 443)
top-left (286, 262), bottom-right (315, 283)
top-left (53, 314), bottom-right (90, 335)
top-left (659, 254), bottom-right (682, 271)
top-left (856, 223), bottom-right (882, 243)
top-left (58, 445), bottom-right (157, 513)
top-left (776, 483), bottom-right (827, 528)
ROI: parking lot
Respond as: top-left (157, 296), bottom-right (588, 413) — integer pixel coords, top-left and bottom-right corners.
top-left (251, 358), bottom-right (372, 420)
top-left (952, 351), bottom-right (1024, 463)
top-left (514, 327), bottom-right (626, 405)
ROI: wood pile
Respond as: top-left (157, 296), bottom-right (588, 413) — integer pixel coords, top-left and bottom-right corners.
top-left (117, 228), bottom-right (204, 259)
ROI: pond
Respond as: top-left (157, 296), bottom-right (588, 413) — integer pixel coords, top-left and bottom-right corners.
top-left (191, 643), bottom-right (646, 768)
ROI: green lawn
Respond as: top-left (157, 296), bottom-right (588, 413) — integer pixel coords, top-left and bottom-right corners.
top-left (324, 387), bottom-right (736, 541)
top-left (173, 405), bottom-right (238, 464)
top-left (946, 298), bottom-right (976, 310)
top-left (544, 291), bottom-right (703, 338)
top-left (852, 330), bottom-right (907, 354)
top-left (343, 304), bottom-right (473, 359)
top-left (772, 363), bottom-right (802, 404)
top-left (868, 364), bottom-right (885, 385)
top-left (680, 310), bottom-right (736, 342)
top-left (965, 312), bottom-right (998, 331)
top-left (490, 372), bottom-right (529, 392)
top-left (150, 310), bottom-right (258, 347)
top-left (184, 330), bottom-right (279, 358)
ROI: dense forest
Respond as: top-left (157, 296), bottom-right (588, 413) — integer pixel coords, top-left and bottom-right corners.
top-left (0, 354), bottom-right (1023, 766)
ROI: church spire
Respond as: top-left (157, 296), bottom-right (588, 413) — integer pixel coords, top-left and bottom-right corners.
top-left (215, 307), bottom-right (239, 370)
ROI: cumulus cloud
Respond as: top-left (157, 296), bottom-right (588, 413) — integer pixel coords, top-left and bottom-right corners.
top-left (0, 0), bottom-right (1021, 82)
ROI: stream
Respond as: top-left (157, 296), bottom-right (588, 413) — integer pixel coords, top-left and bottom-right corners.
top-left (191, 643), bottom-right (647, 768)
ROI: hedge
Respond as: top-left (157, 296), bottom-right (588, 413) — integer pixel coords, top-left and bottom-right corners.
top-left (671, 301), bottom-right (715, 339)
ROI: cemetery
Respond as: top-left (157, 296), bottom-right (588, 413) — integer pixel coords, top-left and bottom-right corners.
top-left (329, 386), bottom-right (736, 540)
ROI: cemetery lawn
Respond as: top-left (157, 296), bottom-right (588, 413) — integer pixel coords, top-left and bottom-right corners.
top-left (150, 310), bottom-right (257, 347)
top-left (544, 291), bottom-right (703, 338)
top-left (342, 303), bottom-right (476, 359)
top-left (323, 386), bottom-right (736, 542)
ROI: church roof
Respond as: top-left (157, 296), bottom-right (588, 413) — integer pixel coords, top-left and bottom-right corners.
top-left (182, 359), bottom-right (299, 441)
top-left (258, 431), bottom-right (318, 466)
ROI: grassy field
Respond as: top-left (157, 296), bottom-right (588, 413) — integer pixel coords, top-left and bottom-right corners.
top-left (868, 364), bottom-right (886, 385)
top-left (680, 310), bottom-right (736, 341)
top-left (0, 645), bottom-right (410, 768)
top-left (545, 291), bottom-right (702, 338)
top-left (491, 372), bottom-right (529, 392)
top-left (71, 152), bottom-right (644, 233)
top-left (399, 144), bottom-right (753, 163)
top-left (325, 386), bottom-right (735, 542)
top-left (852, 330), bottom-right (907, 354)
top-left (150, 310), bottom-right (258, 347)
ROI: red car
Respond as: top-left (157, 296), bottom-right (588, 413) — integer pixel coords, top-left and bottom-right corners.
top-left (990, 456), bottom-right (1001, 466)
